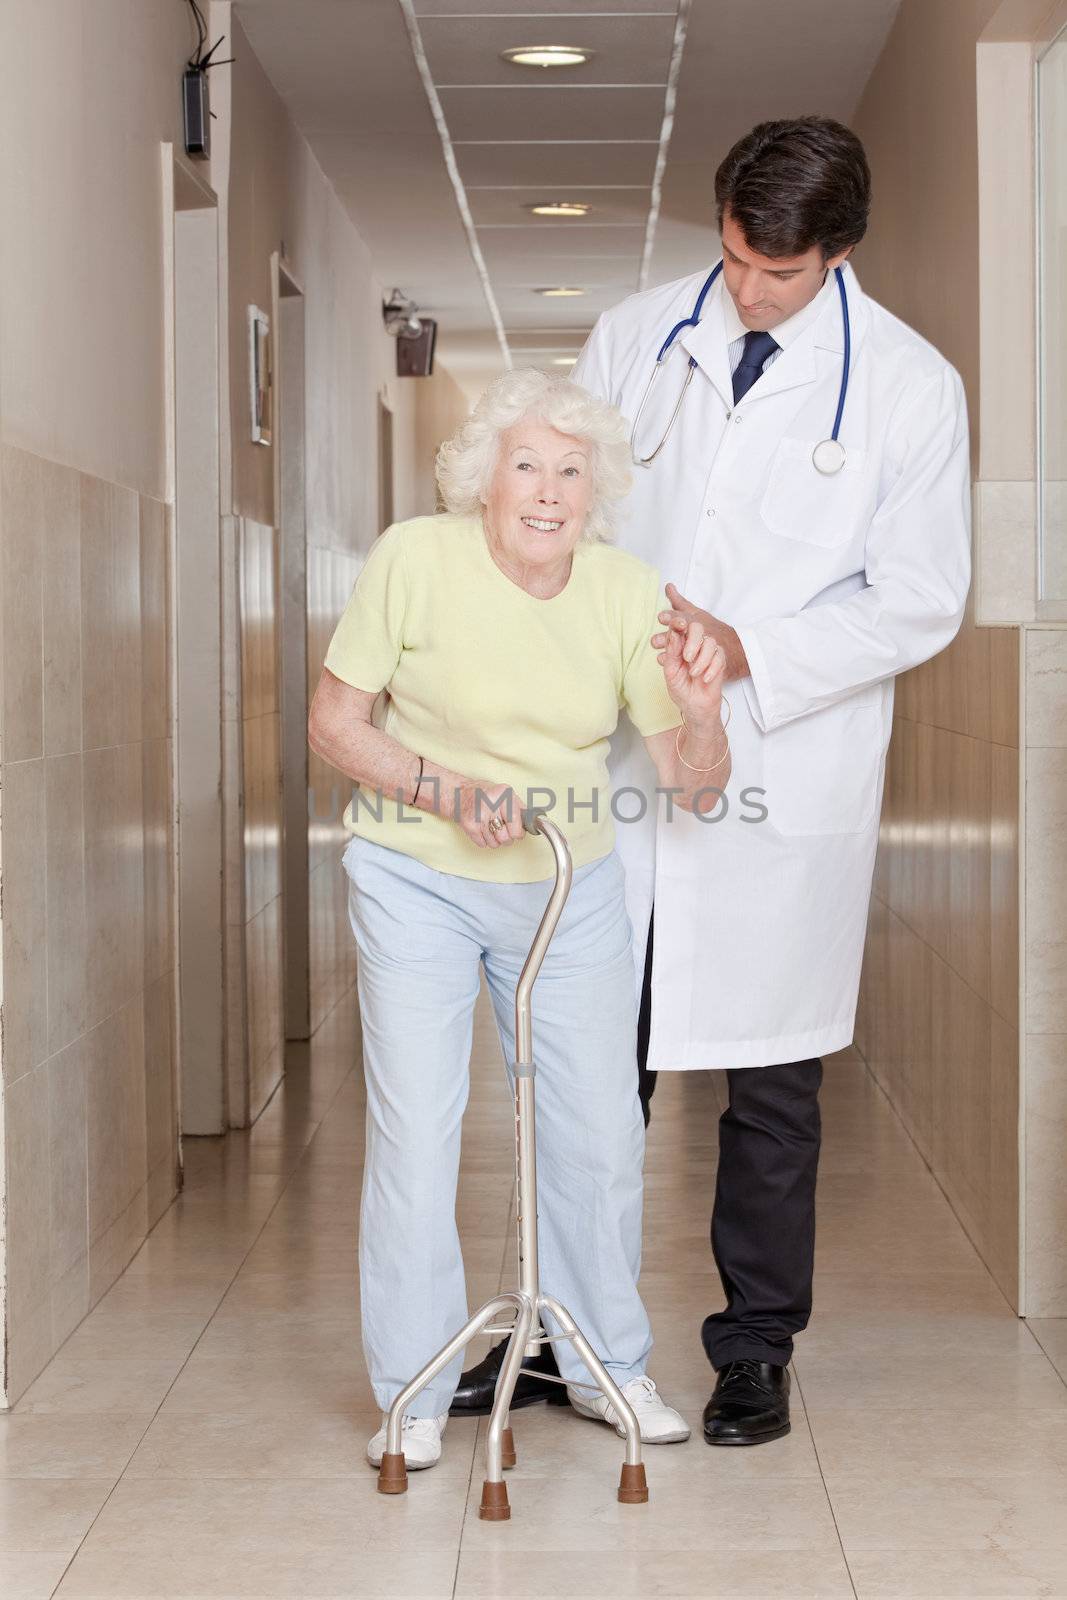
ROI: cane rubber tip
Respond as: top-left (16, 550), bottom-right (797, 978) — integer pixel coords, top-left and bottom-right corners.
top-left (501, 1427), bottom-right (517, 1470)
top-left (479, 1479), bottom-right (511, 1520)
top-left (377, 1452), bottom-right (408, 1494)
top-left (617, 1462), bottom-right (649, 1504)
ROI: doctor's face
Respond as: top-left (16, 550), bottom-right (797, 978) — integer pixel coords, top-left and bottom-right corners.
top-left (483, 418), bottom-right (592, 573)
top-left (720, 208), bottom-right (852, 332)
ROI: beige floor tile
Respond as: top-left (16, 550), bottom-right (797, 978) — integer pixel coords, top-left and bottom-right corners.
top-left (827, 1472), bottom-right (1067, 1550)
top-left (159, 1353), bottom-right (367, 1415)
top-left (51, 1312), bottom-right (209, 1364)
top-left (0, 1416), bottom-right (152, 1478)
top-left (0, 1478), bottom-right (116, 1551)
top-left (795, 1351), bottom-right (1067, 1412)
top-left (0, 1549), bottom-right (75, 1600)
top-left (458, 1473), bottom-right (839, 1553)
top-left (122, 1411), bottom-right (475, 1480)
top-left (846, 1545), bottom-right (1067, 1597)
top-left (808, 1404), bottom-right (1067, 1479)
top-left (73, 1473), bottom-right (468, 1554)
top-left (493, 1401), bottom-right (822, 1483)
top-left (13, 1359), bottom-right (184, 1415)
top-left (192, 1313), bottom-right (360, 1359)
top-left (53, 1546), bottom-right (458, 1598)
top-left (454, 1548), bottom-right (855, 1599)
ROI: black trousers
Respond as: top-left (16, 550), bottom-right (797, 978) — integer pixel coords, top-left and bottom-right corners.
top-left (637, 909), bottom-right (823, 1369)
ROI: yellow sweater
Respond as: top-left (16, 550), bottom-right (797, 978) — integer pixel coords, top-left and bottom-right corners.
top-left (323, 514), bottom-right (681, 882)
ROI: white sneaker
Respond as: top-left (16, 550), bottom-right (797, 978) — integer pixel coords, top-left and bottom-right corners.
top-left (366, 1413), bottom-right (448, 1470)
top-left (568, 1376), bottom-right (691, 1444)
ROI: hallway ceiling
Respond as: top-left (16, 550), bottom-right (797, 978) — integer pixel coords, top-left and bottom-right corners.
top-left (235, 0), bottom-right (902, 397)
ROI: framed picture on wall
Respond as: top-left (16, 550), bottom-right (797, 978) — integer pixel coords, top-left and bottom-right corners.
top-left (249, 304), bottom-right (272, 446)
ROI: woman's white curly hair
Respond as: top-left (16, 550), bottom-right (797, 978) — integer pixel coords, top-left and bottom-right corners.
top-left (435, 367), bottom-right (632, 543)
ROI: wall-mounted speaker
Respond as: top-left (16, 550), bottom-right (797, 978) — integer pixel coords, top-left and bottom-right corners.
top-left (396, 319), bottom-right (437, 378)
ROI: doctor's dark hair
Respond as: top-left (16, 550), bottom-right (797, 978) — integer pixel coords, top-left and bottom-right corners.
top-left (714, 117), bottom-right (871, 262)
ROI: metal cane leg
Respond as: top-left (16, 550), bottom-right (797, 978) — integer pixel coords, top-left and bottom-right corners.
top-left (378, 1292), bottom-right (527, 1495)
top-left (479, 1298), bottom-right (535, 1521)
top-left (540, 1294), bottom-right (649, 1504)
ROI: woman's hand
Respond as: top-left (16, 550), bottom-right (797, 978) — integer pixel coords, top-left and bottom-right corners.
top-left (652, 613), bottom-right (727, 733)
top-left (454, 781), bottom-right (525, 850)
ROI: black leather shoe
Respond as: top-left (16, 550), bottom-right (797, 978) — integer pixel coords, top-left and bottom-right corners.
top-left (703, 1359), bottom-right (790, 1446)
top-left (450, 1337), bottom-right (569, 1418)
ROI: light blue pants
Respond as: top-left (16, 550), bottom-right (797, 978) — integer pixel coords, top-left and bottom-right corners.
top-left (343, 834), bottom-right (652, 1417)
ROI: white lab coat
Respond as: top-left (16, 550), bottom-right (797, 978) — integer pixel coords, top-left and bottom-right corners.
top-left (571, 261), bottom-right (971, 1070)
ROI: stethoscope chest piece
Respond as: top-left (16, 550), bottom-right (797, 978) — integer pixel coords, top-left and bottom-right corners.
top-left (812, 437), bottom-right (847, 476)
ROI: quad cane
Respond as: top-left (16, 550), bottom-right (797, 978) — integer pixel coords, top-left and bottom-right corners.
top-left (377, 811), bottom-right (648, 1520)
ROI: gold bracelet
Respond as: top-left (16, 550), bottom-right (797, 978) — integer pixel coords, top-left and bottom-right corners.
top-left (675, 725), bottom-right (730, 774)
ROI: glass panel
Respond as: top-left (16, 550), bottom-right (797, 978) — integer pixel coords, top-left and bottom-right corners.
top-left (1039, 27), bottom-right (1067, 599)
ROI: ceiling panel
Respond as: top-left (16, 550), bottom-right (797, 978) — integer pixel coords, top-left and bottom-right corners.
top-left (504, 329), bottom-right (589, 350)
top-left (419, 14), bottom-right (676, 86)
top-left (414, 0), bottom-right (676, 14)
top-left (479, 227), bottom-right (645, 267)
top-left (456, 141), bottom-right (659, 188)
top-left (237, 0), bottom-right (906, 396)
top-left (440, 85), bottom-right (666, 142)
top-left (468, 187), bottom-right (651, 225)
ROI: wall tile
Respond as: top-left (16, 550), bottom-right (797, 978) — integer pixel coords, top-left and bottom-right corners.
top-left (1, 757), bottom-right (48, 1083)
top-left (89, 1183), bottom-right (149, 1306)
top-left (989, 623), bottom-right (1020, 749)
top-left (1023, 746), bottom-right (1067, 1035)
top-left (975, 479), bottom-right (1037, 626)
top-left (41, 456), bottom-right (82, 757)
top-left (990, 741), bottom-right (1020, 1028)
top-left (142, 735), bottom-right (173, 984)
top-left (4, 1290), bottom-right (53, 1408)
top-left (83, 742), bottom-right (145, 1032)
top-left (48, 1033), bottom-right (89, 1284)
top-left (988, 1008), bottom-right (1020, 1301)
top-left (86, 1000), bottom-right (147, 1249)
top-left (948, 732), bottom-right (992, 1004)
top-left (1023, 1033), bottom-right (1067, 1315)
top-left (1025, 628), bottom-right (1067, 747)
top-left (4, 1064), bottom-right (52, 1340)
top-left (1, 445), bottom-right (44, 761)
top-left (139, 494), bottom-right (168, 742)
top-left (80, 476), bottom-right (142, 751)
top-left (144, 971), bottom-right (177, 1179)
top-left (45, 750), bottom-right (88, 1056)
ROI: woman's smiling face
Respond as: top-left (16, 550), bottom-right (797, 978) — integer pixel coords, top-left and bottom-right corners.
top-left (483, 418), bottom-right (594, 573)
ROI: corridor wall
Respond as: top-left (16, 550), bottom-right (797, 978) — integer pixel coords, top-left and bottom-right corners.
top-left (0, 0), bottom-right (458, 1406)
top-left (851, 0), bottom-right (1022, 1304)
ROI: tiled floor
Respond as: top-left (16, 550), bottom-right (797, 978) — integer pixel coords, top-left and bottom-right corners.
top-left (3, 984), bottom-right (1067, 1599)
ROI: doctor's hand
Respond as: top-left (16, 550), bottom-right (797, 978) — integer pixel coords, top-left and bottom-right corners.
top-left (653, 584), bottom-right (749, 682)
top-left (655, 616), bottom-right (727, 729)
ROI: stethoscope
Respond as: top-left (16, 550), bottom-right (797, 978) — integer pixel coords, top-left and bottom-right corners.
top-left (629, 260), bottom-right (851, 475)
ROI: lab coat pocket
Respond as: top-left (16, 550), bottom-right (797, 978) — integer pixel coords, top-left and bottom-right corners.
top-left (763, 699), bottom-right (882, 837)
top-left (760, 436), bottom-right (869, 548)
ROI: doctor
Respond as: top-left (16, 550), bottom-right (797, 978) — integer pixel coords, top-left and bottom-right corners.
top-left (452, 116), bottom-right (971, 1446)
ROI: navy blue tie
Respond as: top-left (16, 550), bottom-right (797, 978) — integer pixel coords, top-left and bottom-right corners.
top-left (732, 330), bottom-right (779, 403)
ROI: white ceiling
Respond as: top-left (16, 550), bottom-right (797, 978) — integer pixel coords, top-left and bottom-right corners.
top-left (234, 0), bottom-right (903, 396)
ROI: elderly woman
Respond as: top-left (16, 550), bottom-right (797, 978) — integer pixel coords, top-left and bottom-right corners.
top-left (308, 369), bottom-right (730, 1471)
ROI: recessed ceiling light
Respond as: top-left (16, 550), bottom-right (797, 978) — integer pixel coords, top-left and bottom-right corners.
top-left (536, 286), bottom-right (586, 298)
top-left (502, 44), bottom-right (593, 69)
top-left (527, 201), bottom-right (591, 218)
top-left (552, 357), bottom-right (578, 366)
